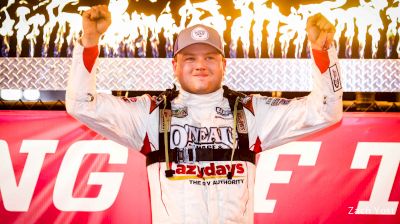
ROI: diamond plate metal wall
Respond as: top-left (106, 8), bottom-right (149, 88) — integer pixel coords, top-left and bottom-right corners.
top-left (1, 58), bottom-right (399, 91)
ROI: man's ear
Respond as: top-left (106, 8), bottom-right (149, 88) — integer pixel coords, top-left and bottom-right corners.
top-left (172, 57), bottom-right (177, 74)
top-left (222, 57), bottom-right (227, 76)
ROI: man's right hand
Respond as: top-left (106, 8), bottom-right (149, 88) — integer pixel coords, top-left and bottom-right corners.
top-left (306, 13), bottom-right (335, 51)
top-left (81, 5), bottom-right (111, 47)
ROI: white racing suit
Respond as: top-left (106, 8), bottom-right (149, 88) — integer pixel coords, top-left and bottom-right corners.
top-left (66, 44), bottom-right (343, 224)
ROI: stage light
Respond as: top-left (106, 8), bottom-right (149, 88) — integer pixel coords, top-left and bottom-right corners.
top-left (23, 89), bottom-right (40, 101)
top-left (0, 89), bottom-right (23, 101)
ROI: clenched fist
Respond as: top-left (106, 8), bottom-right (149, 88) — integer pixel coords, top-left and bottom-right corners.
top-left (81, 5), bottom-right (111, 47)
top-left (306, 13), bottom-right (336, 51)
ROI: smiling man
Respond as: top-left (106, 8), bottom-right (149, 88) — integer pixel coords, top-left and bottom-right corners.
top-left (172, 24), bottom-right (226, 94)
top-left (66, 5), bottom-right (343, 224)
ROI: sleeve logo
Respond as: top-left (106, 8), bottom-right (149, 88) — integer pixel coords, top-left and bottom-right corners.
top-left (329, 64), bottom-right (342, 92)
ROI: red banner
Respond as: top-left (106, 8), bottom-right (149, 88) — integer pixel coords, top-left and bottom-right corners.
top-left (0, 111), bottom-right (399, 224)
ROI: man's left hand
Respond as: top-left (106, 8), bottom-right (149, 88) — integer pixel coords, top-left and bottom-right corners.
top-left (306, 13), bottom-right (336, 51)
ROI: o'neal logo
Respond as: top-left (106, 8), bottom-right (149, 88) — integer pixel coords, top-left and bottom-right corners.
top-left (170, 124), bottom-right (234, 150)
top-left (174, 162), bottom-right (244, 179)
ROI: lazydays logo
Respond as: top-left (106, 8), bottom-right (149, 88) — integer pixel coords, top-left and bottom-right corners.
top-left (172, 162), bottom-right (245, 180)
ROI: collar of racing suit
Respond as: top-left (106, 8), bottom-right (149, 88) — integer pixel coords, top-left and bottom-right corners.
top-left (174, 87), bottom-right (224, 107)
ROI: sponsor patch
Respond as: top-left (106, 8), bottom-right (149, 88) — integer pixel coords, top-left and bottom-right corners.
top-left (191, 27), bottom-right (209, 40)
top-left (159, 109), bottom-right (171, 133)
top-left (174, 162), bottom-right (245, 180)
top-left (329, 64), bottom-right (342, 92)
top-left (172, 107), bottom-right (188, 118)
top-left (216, 107), bottom-right (232, 117)
top-left (236, 110), bottom-right (248, 133)
top-left (263, 97), bottom-right (291, 106)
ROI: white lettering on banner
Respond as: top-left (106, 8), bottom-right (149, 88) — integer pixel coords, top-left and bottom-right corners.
top-left (53, 140), bottom-right (128, 211)
top-left (0, 140), bottom-right (58, 211)
top-left (254, 141), bottom-right (320, 213)
top-left (350, 142), bottom-right (400, 215)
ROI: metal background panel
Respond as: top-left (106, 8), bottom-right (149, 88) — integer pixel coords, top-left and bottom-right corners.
top-left (1, 58), bottom-right (399, 91)
top-left (224, 59), bottom-right (313, 91)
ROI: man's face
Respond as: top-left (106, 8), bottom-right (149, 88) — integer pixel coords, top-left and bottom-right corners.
top-left (172, 43), bottom-right (226, 94)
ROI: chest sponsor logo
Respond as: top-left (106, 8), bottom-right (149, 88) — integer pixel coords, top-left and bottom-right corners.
top-left (215, 107), bottom-right (232, 117)
top-left (175, 162), bottom-right (244, 179)
top-left (172, 162), bottom-right (246, 185)
top-left (172, 106), bottom-right (188, 118)
top-left (169, 162), bottom-right (245, 186)
top-left (170, 124), bottom-right (234, 150)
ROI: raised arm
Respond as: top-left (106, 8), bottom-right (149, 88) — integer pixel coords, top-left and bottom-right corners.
top-left (254, 13), bottom-right (343, 150)
top-left (66, 5), bottom-right (150, 150)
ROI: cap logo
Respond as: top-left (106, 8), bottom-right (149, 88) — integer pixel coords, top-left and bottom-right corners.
top-left (191, 27), bottom-right (209, 41)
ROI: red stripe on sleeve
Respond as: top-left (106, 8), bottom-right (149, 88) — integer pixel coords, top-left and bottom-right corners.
top-left (83, 45), bottom-right (99, 73)
top-left (312, 49), bottom-right (330, 74)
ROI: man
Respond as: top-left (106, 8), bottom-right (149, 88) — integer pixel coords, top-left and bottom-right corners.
top-left (66, 5), bottom-right (343, 224)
